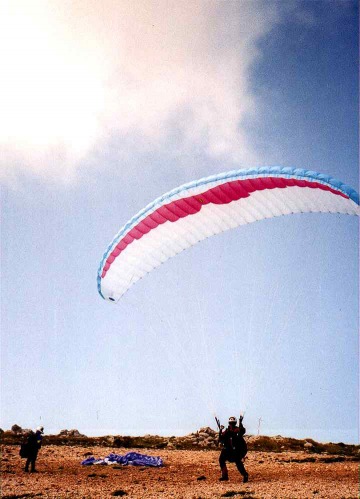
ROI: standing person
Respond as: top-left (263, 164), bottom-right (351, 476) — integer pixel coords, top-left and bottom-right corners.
top-left (218, 416), bottom-right (248, 482)
top-left (25, 426), bottom-right (44, 472)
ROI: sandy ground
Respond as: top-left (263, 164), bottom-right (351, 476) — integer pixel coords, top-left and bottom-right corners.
top-left (1, 444), bottom-right (358, 499)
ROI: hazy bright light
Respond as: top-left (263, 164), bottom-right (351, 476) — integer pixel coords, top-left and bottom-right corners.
top-left (0, 1), bottom-right (277, 184)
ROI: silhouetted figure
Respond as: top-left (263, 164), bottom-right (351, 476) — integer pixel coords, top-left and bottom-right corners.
top-left (25, 426), bottom-right (44, 472)
top-left (219, 416), bottom-right (248, 482)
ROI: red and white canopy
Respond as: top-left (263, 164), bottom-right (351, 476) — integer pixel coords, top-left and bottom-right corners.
top-left (98, 167), bottom-right (359, 302)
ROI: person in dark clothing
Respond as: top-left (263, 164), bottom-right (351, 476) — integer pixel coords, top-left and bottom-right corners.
top-left (25, 426), bottom-right (44, 472)
top-left (218, 416), bottom-right (248, 482)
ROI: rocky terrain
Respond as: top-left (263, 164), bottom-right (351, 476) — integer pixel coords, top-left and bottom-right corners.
top-left (1, 426), bottom-right (358, 498)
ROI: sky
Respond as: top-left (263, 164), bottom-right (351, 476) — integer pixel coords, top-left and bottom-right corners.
top-left (1, 0), bottom-right (359, 443)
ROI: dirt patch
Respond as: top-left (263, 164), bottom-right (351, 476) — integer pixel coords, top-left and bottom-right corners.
top-left (1, 444), bottom-right (358, 498)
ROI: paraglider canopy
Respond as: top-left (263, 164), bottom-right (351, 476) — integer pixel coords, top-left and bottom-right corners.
top-left (98, 166), bottom-right (359, 302)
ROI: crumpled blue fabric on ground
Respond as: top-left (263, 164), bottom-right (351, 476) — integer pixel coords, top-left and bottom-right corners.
top-left (81, 452), bottom-right (163, 467)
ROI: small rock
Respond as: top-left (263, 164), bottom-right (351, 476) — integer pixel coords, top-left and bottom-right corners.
top-left (11, 424), bottom-right (23, 434)
top-left (111, 491), bottom-right (127, 497)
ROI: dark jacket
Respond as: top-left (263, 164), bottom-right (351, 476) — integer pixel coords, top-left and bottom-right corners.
top-left (26, 431), bottom-right (42, 457)
top-left (219, 422), bottom-right (247, 458)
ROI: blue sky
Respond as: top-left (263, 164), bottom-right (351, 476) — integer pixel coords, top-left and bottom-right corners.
top-left (1, 1), bottom-right (358, 443)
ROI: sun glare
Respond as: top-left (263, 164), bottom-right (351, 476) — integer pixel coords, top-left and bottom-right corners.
top-left (0, 1), bottom-right (105, 161)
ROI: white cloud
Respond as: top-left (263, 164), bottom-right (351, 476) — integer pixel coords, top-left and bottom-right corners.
top-left (0, 0), bottom-right (278, 185)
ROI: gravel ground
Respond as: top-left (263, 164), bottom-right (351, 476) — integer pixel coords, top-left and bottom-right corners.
top-left (1, 444), bottom-right (358, 498)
